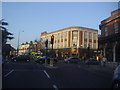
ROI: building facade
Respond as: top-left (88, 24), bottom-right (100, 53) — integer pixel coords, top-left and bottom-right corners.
top-left (41, 26), bottom-right (98, 59)
top-left (18, 42), bottom-right (30, 55)
top-left (99, 9), bottom-right (120, 62)
top-left (18, 40), bottom-right (40, 55)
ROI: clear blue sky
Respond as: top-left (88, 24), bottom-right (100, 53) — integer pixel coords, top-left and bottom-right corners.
top-left (2, 2), bottom-right (118, 49)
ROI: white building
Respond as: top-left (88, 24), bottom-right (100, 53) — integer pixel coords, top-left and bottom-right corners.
top-left (41, 26), bottom-right (98, 50)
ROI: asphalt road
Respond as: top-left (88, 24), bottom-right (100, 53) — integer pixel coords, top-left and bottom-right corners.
top-left (2, 60), bottom-right (113, 88)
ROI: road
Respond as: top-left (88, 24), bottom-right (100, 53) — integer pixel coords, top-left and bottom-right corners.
top-left (2, 60), bottom-right (113, 88)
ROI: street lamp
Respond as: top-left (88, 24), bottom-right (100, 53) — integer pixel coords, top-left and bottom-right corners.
top-left (17, 31), bottom-right (24, 55)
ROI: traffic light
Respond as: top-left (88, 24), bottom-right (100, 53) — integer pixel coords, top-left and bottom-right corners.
top-left (51, 35), bottom-right (54, 44)
top-left (2, 22), bottom-right (8, 25)
top-left (45, 39), bottom-right (48, 48)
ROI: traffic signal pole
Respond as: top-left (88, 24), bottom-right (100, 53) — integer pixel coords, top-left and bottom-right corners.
top-left (45, 39), bottom-right (48, 65)
top-left (50, 35), bottom-right (54, 66)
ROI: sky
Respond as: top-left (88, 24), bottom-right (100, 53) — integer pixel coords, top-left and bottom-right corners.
top-left (2, 1), bottom-right (119, 49)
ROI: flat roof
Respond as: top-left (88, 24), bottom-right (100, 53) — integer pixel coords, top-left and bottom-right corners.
top-left (46, 26), bottom-right (98, 35)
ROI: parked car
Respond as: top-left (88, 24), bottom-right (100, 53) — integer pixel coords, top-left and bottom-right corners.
top-left (112, 64), bottom-right (120, 89)
top-left (85, 58), bottom-right (100, 65)
top-left (11, 55), bottom-right (30, 62)
top-left (34, 56), bottom-right (50, 63)
top-left (64, 57), bottom-right (81, 63)
top-left (34, 56), bottom-right (58, 64)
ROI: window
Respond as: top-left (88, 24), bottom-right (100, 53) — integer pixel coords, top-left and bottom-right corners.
top-left (105, 27), bottom-right (108, 36)
top-left (64, 41), bottom-right (67, 48)
top-left (89, 32), bottom-right (92, 39)
top-left (61, 33), bottom-right (63, 39)
top-left (72, 31), bottom-right (78, 40)
top-left (64, 32), bottom-right (67, 38)
top-left (93, 33), bottom-right (96, 40)
top-left (114, 22), bottom-right (119, 33)
top-left (84, 31), bottom-right (87, 39)
top-left (93, 43), bottom-right (96, 49)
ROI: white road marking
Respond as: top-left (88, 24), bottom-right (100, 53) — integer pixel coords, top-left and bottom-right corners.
top-left (43, 70), bottom-right (50, 78)
top-left (53, 85), bottom-right (58, 90)
top-left (4, 69), bottom-right (14, 77)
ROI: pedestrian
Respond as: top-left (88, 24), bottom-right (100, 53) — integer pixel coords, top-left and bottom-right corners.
top-left (102, 56), bottom-right (107, 67)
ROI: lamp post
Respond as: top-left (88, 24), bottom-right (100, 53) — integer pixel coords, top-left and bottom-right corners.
top-left (17, 31), bottom-right (24, 55)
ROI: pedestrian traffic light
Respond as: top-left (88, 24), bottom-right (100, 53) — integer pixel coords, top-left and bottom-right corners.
top-left (45, 39), bottom-right (48, 48)
top-left (51, 35), bottom-right (54, 44)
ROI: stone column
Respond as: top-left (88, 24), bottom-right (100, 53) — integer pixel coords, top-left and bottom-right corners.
top-left (77, 30), bottom-right (80, 58)
top-left (87, 32), bottom-right (89, 48)
top-left (77, 30), bottom-right (80, 48)
top-left (82, 31), bottom-right (84, 48)
top-left (91, 33), bottom-right (93, 49)
top-left (63, 32), bottom-right (65, 48)
top-left (60, 33), bottom-right (61, 48)
top-left (96, 34), bottom-right (98, 49)
top-left (71, 30), bottom-right (73, 47)
top-left (67, 31), bottom-right (69, 48)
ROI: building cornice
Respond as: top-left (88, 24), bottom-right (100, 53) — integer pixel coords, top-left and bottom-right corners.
top-left (42, 26), bottom-right (98, 36)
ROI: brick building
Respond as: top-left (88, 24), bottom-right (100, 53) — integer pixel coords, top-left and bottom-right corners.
top-left (99, 9), bottom-right (120, 62)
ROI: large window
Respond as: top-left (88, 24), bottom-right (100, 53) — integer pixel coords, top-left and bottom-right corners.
top-left (114, 22), bottom-right (119, 33)
top-left (72, 31), bottom-right (78, 40)
top-left (72, 31), bottom-right (78, 47)
top-left (61, 33), bottom-right (63, 39)
top-left (93, 43), bottom-right (96, 49)
top-left (105, 27), bottom-right (108, 36)
top-left (93, 33), bottom-right (96, 40)
top-left (89, 32), bottom-right (92, 39)
top-left (84, 31), bottom-right (87, 39)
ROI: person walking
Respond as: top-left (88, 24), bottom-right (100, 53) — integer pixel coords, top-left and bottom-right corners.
top-left (102, 56), bottom-right (107, 67)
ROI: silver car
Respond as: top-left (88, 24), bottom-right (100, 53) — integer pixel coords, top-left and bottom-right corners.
top-left (112, 64), bottom-right (120, 88)
top-left (64, 57), bottom-right (81, 63)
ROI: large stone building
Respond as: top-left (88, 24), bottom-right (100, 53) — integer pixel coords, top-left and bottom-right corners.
top-left (41, 26), bottom-right (98, 59)
top-left (99, 9), bottom-right (120, 62)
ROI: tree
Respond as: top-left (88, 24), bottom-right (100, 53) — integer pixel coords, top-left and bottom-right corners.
top-left (0, 20), bottom-right (14, 45)
top-left (0, 19), bottom-right (14, 59)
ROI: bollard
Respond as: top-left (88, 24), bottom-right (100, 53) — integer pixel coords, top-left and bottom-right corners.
top-left (50, 58), bottom-right (54, 66)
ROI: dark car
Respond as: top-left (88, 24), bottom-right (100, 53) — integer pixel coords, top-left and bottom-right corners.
top-left (85, 58), bottom-right (100, 65)
top-left (64, 57), bottom-right (81, 63)
top-left (34, 56), bottom-right (57, 64)
top-left (11, 55), bottom-right (30, 62)
top-left (34, 56), bottom-right (50, 63)
top-left (112, 64), bottom-right (120, 89)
